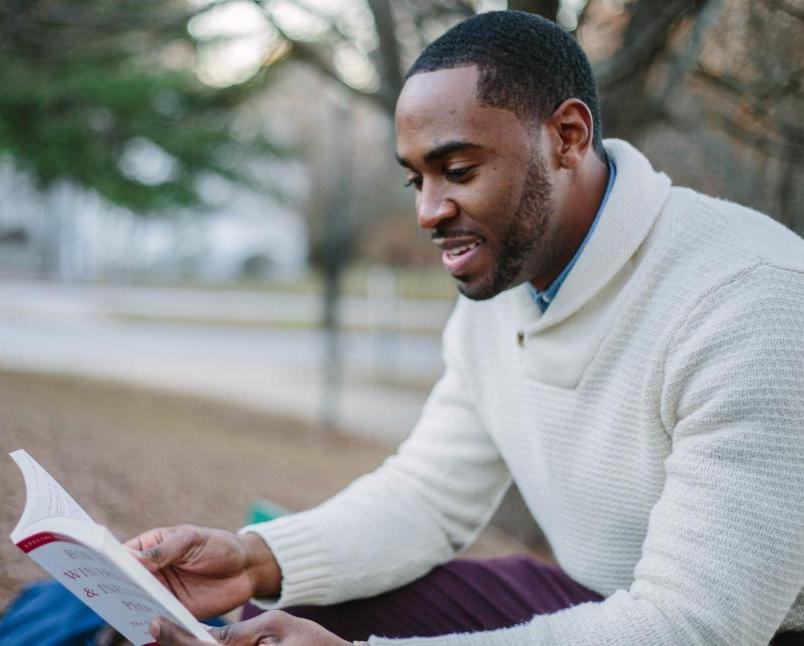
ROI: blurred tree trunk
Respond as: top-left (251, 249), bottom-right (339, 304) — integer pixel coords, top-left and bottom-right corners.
top-left (367, 0), bottom-right (405, 112)
top-left (778, 128), bottom-right (802, 232)
top-left (509, 0), bottom-right (559, 22)
top-left (320, 100), bottom-right (354, 432)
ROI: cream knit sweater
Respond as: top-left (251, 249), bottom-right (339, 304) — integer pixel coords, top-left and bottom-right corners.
top-left (243, 140), bottom-right (804, 645)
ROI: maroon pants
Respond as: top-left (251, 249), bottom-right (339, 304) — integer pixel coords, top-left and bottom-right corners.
top-left (242, 554), bottom-right (602, 641)
top-left (242, 554), bottom-right (804, 644)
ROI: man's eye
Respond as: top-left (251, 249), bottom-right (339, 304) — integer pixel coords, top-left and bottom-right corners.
top-left (404, 176), bottom-right (422, 190)
top-left (445, 167), bottom-right (472, 180)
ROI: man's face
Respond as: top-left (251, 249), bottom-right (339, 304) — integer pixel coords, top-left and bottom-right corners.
top-left (395, 66), bottom-right (559, 300)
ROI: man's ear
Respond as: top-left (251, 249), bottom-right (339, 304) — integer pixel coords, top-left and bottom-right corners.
top-left (545, 98), bottom-right (595, 170)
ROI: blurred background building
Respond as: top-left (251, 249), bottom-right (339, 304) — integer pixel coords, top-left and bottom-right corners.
top-left (0, 160), bottom-right (307, 281)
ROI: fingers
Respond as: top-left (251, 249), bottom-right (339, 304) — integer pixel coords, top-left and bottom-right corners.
top-left (207, 611), bottom-right (289, 645)
top-left (124, 527), bottom-right (168, 552)
top-left (124, 528), bottom-right (168, 572)
top-left (126, 526), bottom-right (199, 571)
top-left (150, 617), bottom-right (210, 645)
top-left (92, 625), bottom-right (129, 646)
top-left (153, 610), bottom-right (344, 645)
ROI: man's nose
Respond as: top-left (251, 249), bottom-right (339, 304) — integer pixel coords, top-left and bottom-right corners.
top-left (416, 184), bottom-right (458, 230)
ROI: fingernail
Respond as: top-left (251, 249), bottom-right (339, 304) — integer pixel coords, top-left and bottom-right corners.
top-left (150, 619), bottom-right (161, 637)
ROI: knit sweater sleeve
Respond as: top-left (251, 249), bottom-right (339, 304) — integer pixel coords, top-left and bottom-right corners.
top-left (240, 302), bottom-right (511, 609)
top-left (371, 264), bottom-right (804, 646)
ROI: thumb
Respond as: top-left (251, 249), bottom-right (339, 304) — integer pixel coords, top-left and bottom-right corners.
top-left (208, 613), bottom-right (284, 645)
top-left (207, 624), bottom-right (251, 645)
top-left (139, 529), bottom-right (198, 571)
top-left (150, 617), bottom-right (199, 645)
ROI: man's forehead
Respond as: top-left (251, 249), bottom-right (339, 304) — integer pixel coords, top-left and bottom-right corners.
top-left (395, 66), bottom-right (530, 164)
top-left (395, 66), bottom-right (481, 127)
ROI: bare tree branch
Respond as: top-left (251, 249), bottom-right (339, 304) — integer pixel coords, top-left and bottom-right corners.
top-left (661, 107), bottom-right (804, 161)
top-left (287, 37), bottom-right (392, 112)
top-left (596, 0), bottom-right (707, 91)
top-left (248, 0), bottom-right (396, 113)
top-left (693, 65), bottom-right (749, 96)
top-left (776, 129), bottom-right (802, 229)
top-left (766, 0), bottom-right (804, 21)
top-left (597, 0), bottom-right (710, 138)
top-left (694, 65), bottom-right (804, 123)
top-left (367, 0), bottom-right (405, 108)
top-left (658, 0), bottom-right (723, 102)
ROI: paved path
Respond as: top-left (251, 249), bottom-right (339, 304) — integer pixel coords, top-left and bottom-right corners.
top-left (0, 279), bottom-right (454, 443)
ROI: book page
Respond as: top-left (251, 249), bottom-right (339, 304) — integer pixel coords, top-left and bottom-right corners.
top-left (9, 450), bottom-right (92, 538)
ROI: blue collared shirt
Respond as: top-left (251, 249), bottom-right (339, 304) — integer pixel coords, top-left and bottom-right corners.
top-left (527, 158), bottom-right (617, 312)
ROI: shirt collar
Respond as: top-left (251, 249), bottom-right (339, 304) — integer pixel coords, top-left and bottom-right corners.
top-left (528, 157), bottom-right (617, 313)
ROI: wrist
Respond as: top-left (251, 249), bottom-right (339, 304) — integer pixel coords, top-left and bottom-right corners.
top-left (240, 531), bottom-right (281, 598)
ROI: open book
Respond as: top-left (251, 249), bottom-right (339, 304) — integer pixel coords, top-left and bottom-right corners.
top-left (9, 450), bottom-right (217, 645)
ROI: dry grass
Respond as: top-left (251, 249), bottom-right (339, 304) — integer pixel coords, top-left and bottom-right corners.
top-left (0, 369), bottom-right (392, 609)
top-left (0, 369), bottom-right (526, 611)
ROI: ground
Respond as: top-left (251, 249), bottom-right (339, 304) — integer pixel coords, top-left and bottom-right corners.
top-left (0, 369), bottom-right (527, 612)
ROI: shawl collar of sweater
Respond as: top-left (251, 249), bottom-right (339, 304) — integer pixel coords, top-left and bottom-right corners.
top-left (506, 139), bottom-right (671, 388)
top-left (514, 139), bottom-right (671, 334)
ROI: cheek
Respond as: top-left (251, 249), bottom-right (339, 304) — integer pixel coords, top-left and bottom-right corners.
top-left (476, 167), bottom-right (524, 215)
top-left (462, 189), bottom-right (519, 241)
top-left (490, 155), bottom-right (526, 192)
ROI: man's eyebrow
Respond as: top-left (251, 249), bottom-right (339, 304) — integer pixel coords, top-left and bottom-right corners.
top-left (395, 140), bottom-right (482, 168)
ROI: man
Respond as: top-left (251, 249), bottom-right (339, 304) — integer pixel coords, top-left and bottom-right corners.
top-left (132, 11), bottom-right (804, 646)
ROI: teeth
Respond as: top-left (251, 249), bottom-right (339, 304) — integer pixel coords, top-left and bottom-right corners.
top-left (446, 240), bottom-right (481, 257)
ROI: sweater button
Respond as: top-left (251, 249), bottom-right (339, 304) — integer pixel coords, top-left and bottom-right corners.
top-left (516, 331), bottom-right (525, 347)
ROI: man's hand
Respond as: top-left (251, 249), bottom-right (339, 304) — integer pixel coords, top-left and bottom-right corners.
top-left (125, 525), bottom-right (281, 618)
top-left (150, 611), bottom-right (352, 646)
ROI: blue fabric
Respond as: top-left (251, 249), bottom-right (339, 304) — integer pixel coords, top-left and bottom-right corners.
top-left (0, 579), bottom-right (227, 646)
top-left (0, 580), bottom-right (104, 646)
top-left (528, 158), bottom-right (617, 312)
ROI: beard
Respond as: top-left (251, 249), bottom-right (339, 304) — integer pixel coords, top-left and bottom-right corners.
top-left (458, 153), bottom-right (554, 301)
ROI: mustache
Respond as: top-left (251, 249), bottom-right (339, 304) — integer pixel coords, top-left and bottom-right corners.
top-left (431, 228), bottom-right (478, 240)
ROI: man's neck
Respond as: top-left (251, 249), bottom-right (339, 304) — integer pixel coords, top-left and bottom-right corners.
top-left (530, 153), bottom-right (610, 292)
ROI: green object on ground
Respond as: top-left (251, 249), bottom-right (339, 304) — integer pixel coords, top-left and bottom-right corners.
top-left (247, 499), bottom-right (290, 524)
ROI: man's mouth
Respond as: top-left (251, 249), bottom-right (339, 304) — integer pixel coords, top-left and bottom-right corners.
top-left (444, 239), bottom-right (482, 258)
top-left (432, 235), bottom-right (486, 276)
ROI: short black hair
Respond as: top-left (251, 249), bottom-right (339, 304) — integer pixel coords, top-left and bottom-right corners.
top-left (406, 11), bottom-right (606, 160)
